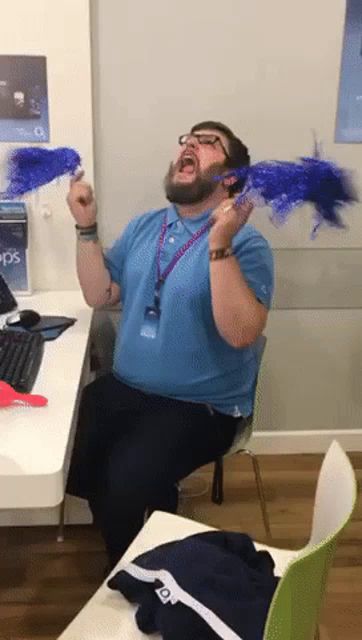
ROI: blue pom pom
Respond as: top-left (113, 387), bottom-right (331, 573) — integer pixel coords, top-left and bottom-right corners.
top-left (3, 146), bottom-right (81, 199)
top-left (216, 156), bottom-right (357, 236)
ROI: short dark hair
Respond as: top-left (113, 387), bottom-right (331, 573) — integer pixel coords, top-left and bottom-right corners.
top-left (190, 121), bottom-right (250, 194)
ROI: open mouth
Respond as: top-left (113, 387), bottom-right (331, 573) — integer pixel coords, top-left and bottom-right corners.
top-left (177, 153), bottom-right (198, 175)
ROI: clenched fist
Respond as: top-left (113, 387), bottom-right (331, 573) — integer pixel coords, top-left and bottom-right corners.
top-left (209, 197), bottom-right (253, 248)
top-left (66, 170), bottom-right (97, 227)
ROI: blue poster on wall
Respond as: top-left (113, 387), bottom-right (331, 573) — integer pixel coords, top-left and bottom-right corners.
top-left (335, 0), bottom-right (362, 142)
top-left (0, 55), bottom-right (49, 143)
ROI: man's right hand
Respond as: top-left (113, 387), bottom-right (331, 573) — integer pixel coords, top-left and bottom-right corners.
top-left (67, 170), bottom-right (97, 227)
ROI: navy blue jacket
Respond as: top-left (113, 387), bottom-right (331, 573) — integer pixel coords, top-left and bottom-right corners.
top-left (108, 530), bottom-right (279, 639)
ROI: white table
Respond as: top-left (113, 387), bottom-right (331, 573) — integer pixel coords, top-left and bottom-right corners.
top-left (57, 510), bottom-right (294, 640)
top-left (0, 290), bottom-right (93, 510)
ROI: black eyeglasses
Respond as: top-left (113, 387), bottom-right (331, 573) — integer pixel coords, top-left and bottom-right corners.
top-left (178, 133), bottom-right (229, 158)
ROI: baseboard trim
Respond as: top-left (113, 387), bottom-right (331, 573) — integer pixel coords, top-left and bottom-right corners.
top-left (249, 429), bottom-right (362, 454)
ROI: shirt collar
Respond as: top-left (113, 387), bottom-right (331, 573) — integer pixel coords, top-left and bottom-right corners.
top-left (166, 204), bottom-right (213, 233)
top-left (166, 205), bottom-right (179, 227)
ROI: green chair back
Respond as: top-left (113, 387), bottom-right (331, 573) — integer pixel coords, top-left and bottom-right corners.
top-left (263, 441), bottom-right (358, 640)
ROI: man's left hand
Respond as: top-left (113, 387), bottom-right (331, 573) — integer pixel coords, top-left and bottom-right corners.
top-left (209, 198), bottom-right (254, 248)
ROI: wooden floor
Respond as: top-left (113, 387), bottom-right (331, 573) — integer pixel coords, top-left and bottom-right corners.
top-left (0, 452), bottom-right (361, 640)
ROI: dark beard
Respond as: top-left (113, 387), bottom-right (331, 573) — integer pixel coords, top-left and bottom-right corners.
top-left (163, 162), bottom-right (225, 205)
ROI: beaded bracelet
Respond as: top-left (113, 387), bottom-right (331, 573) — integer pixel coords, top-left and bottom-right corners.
top-left (75, 222), bottom-right (98, 242)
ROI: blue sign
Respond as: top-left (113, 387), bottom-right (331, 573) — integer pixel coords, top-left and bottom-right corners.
top-left (0, 201), bottom-right (30, 293)
top-left (335, 0), bottom-right (362, 142)
top-left (0, 55), bottom-right (49, 143)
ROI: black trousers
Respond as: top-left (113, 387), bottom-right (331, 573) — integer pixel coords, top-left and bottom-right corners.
top-left (66, 373), bottom-right (240, 567)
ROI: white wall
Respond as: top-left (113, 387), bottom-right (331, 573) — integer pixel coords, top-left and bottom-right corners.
top-left (90, 0), bottom-right (362, 447)
top-left (1, 1), bottom-right (360, 449)
top-left (0, 0), bottom-right (94, 291)
top-left (91, 0), bottom-right (361, 250)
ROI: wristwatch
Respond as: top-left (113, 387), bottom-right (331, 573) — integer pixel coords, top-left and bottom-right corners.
top-left (209, 246), bottom-right (234, 261)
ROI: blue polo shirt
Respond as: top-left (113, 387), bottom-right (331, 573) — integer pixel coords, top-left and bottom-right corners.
top-left (104, 205), bottom-right (274, 417)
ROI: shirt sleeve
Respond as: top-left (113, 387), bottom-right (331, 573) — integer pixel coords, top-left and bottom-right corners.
top-left (233, 230), bottom-right (274, 309)
top-left (104, 217), bottom-right (139, 288)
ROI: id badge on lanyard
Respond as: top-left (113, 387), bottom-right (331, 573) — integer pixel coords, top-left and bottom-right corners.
top-left (140, 305), bottom-right (160, 339)
top-left (140, 212), bottom-right (210, 339)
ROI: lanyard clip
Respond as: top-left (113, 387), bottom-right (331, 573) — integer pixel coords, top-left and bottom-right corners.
top-left (154, 278), bottom-right (164, 310)
top-left (154, 291), bottom-right (160, 310)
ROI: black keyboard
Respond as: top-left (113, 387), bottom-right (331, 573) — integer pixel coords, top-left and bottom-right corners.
top-left (0, 329), bottom-right (45, 393)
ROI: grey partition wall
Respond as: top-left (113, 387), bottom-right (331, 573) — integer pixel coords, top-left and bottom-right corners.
top-left (273, 248), bottom-right (362, 309)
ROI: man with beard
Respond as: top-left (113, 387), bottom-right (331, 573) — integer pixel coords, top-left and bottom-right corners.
top-left (66, 121), bottom-right (274, 569)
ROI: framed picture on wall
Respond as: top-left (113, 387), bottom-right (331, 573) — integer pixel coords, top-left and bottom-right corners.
top-left (335, 0), bottom-right (362, 142)
top-left (0, 55), bottom-right (50, 143)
